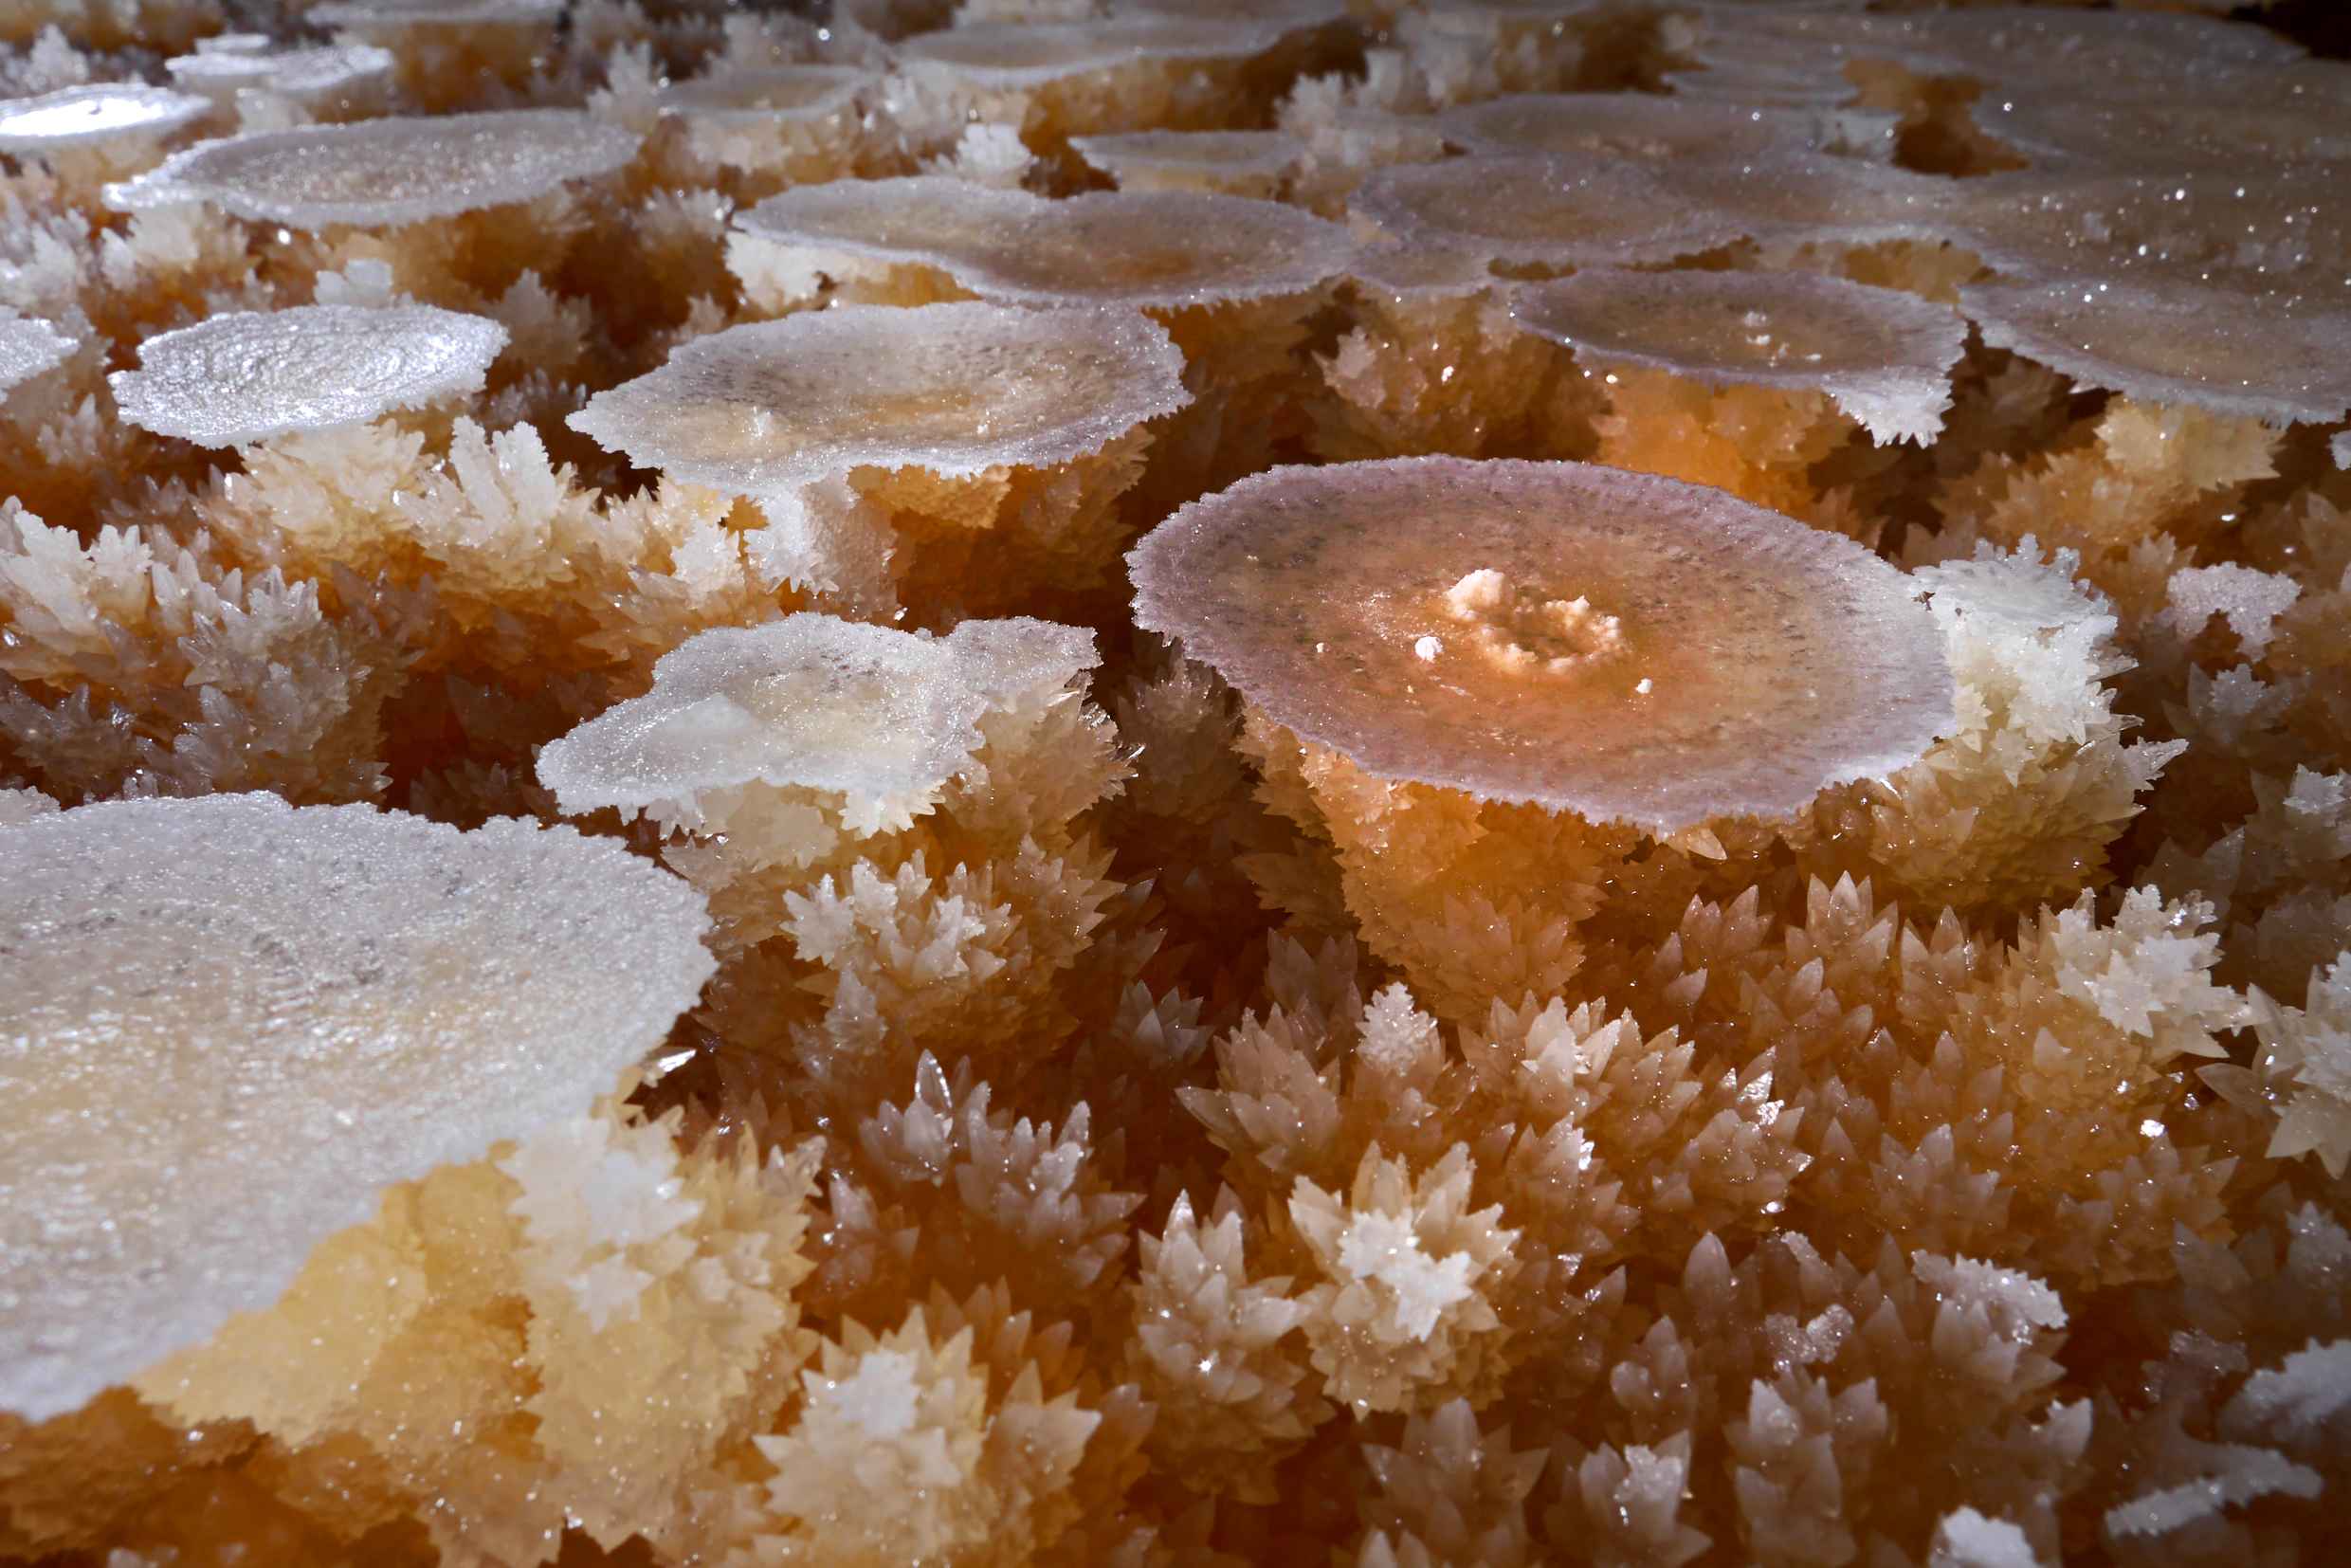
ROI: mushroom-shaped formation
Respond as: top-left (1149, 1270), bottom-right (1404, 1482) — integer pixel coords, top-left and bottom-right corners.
top-left (538, 613), bottom-right (1124, 987)
top-left (1959, 279), bottom-right (2351, 429)
top-left (887, 16), bottom-right (1322, 155)
top-left (0, 82), bottom-right (210, 158)
top-left (1132, 458), bottom-right (1951, 834)
top-left (1509, 267), bottom-right (1966, 510)
top-left (1132, 458), bottom-right (1953, 1017)
top-left (538, 615), bottom-right (1000, 832)
top-left (1439, 92), bottom-right (1889, 166)
top-left (0, 314), bottom-right (78, 400)
top-left (662, 64), bottom-right (868, 121)
top-left (163, 42), bottom-right (395, 119)
top-left (0, 792), bottom-right (715, 1423)
top-left (895, 16), bottom-right (1300, 85)
top-left (303, 0), bottom-right (564, 108)
top-left (1348, 156), bottom-right (1750, 273)
top-left (732, 180), bottom-right (1353, 500)
top-left (568, 302), bottom-right (1187, 619)
top-left (732, 177), bottom-right (1356, 312)
top-left (1310, 244), bottom-right (1591, 465)
top-left (110, 304), bottom-right (510, 448)
top-left (656, 65), bottom-right (873, 192)
top-left (569, 301), bottom-right (1184, 493)
top-left (104, 109), bottom-right (644, 228)
top-left (1071, 130), bottom-right (1304, 197)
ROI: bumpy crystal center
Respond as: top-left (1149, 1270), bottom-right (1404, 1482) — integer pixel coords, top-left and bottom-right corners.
top-left (1429, 567), bottom-right (1627, 675)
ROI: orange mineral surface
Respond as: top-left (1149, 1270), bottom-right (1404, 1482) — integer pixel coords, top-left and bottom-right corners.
top-left (2, 3), bottom-right (2350, 1566)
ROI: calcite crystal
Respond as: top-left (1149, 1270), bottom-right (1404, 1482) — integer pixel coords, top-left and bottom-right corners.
top-left (110, 303), bottom-right (509, 447)
top-left (0, 792), bottom-right (714, 1422)
top-left (2, 1), bottom-right (2349, 1564)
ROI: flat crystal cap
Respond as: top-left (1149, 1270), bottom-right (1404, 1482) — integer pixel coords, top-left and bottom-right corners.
top-left (0, 314), bottom-right (78, 397)
top-left (110, 304), bottom-right (510, 447)
top-left (164, 43), bottom-right (395, 103)
top-left (660, 64), bottom-right (868, 121)
top-left (1348, 156), bottom-right (1750, 270)
top-left (736, 177), bottom-right (1356, 310)
top-left (1071, 130), bottom-right (1304, 189)
top-left (536, 614), bottom-right (1098, 828)
top-left (1511, 267), bottom-right (1966, 444)
top-left (1129, 458), bottom-right (1954, 834)
top-left (0, 793), bottom-right (715, 1422)
top-left (894, 16), bottom-right (1302, 86)
top-left (1961, 278), bottom-right (2351, 427)
top-left (567, 301), bottom-right (1188, 492)
top-left (1438, 93), bottom-right (1852, 165)
top-left (0, 83), bottom-right (211, 152)
top-left (104, 109), bottom-right (643, 228)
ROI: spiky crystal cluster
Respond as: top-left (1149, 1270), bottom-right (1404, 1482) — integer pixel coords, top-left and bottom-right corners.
top-left (2, 2), bottom-right (2349, 1566)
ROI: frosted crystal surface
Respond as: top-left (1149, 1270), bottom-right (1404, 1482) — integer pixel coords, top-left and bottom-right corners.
top-left (894, 17), bottom-right (1300, 86)
top-left (164, 44), bottom-right (393, 103)
top-left (1129, 458), bottom-right (1953, 833)
top-left (566, 301), bottom-right (1186, 492)
top-left (1510, 268), bottom-right (1966, 443)
top-left (0, 793), bottom-right (716, 1422)
top-left (310, 0), bottom-right (561, 24)
top-left (535, 614), bottom-right (1093, 820)
top-left (1348, 156), bottom-right (1751, 270)
top-left (736, 177), bottom-right (1354, 309)
top-left (660, 64), bottom-right (867, 121)
top-left (1951, 170), bottom-right (2350, 288)
top-left (1345, 244), bottom-right (1497, 300)
top-left (1980, 98), bottom-right (2351, 172)
top-left (0, 314), bottom-right (77, 397)
top-left (0, 83), bottom-right (210, 152)
top-left (1438, 93), bottom-right (1873, 166)
top-left (110, 304), bottom-right (510, 447)
top-left (1071, 131), bottom-right (1304, 191)
top-left (1961, 279), bottom-right (2351, 427)
top-left (105, 110), bottom-right (643, 228)
top-left (1649, 150), bottom-right (1966, 253)
top-left (1684, 7), bottom-right (2296, 94)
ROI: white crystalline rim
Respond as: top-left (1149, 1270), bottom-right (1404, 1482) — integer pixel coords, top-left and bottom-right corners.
top-left (0, 793), bottom-right (715, 1423)
top-left (1961, 278), bottom-right (2351, 427)
top-left (102, 110), bottom-right (644, 228)
top-left (534, 613), bottom-right (1097, 816)
top-left (0, 314), bottom-right (80, 398)
top-left (735, 176), bottom-right (1358, 310)
top-left (1070, 130), bottom-right (1306, 183)
top-left (893, 17), bottom-right (1299, 87)
top-left (0, 82), bottom-right (212, 151)
top-left (1509, 267), bottom-right (1967, 444)
top-left (565, 301), bottom-right (1190, 492)
top-left (110, 304), bottom-right (510, 447)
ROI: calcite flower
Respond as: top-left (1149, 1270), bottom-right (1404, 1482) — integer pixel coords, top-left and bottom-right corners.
top-left (0, 792), bottom-right (714, 1422)
top-left (568, 301), bottom-right (1188, 618)
top-left (1131, 456), bottom-right (1952, 1014)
